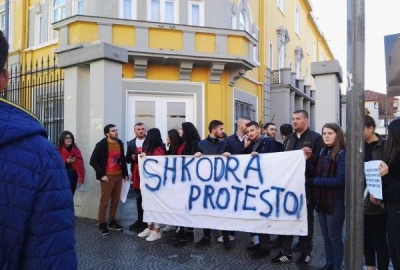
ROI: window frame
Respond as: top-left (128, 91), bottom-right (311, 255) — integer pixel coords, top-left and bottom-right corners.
top-left (148, 0), bottom-right (178, 24)
top-left (277, 0), bottom-right (285, 14)
top-left (188, 0), bottom-right (204, 26)
top-left (295, 3), bottom-right (300, 36)
top-left (238, 10), bottom-right (247, 31)
top-left (268, 42), bottom-right (273, 69)
top-left (34, 13), bottom-right (44, 45)
top-left (51, 0), bottom-right (67, 40)
top-left (73, 0), bottom-right (84, 15)
top-left (119, 0), bottom-right (137, 19)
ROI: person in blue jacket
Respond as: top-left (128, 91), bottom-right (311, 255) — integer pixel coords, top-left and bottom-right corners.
top-left (0, 30), bottom-right (77, 269)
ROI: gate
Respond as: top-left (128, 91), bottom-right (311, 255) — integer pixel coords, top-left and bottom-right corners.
top-left (3, 55), bottom-right (64, 144)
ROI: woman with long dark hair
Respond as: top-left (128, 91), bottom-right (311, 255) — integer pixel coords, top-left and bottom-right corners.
top-left (166, 129), bottom-right (184, 155)
top-left (310, 123), bottom-right (346, 270)
top-left (380, 118), bottom-right (400, 269)
top-left (171, 122), bottom-right (201, 242)
top-left (137, 128), bottom-right (166, 242)
top-left (57, 130), bottom-right (85, 195)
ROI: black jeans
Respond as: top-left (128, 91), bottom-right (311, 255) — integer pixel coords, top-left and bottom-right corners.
top-left (204, 229), bottom-right (229, 240)
top-left (364, 214), bottom-right (389, 269)
top-left (67, 170), bottom-right (78, 196)
top-left (387, 204), bottom-right (400, 270)
top-left (134, 188), bottom-right (143, 222)
top-left (281, 201), bottom-right (315, 254)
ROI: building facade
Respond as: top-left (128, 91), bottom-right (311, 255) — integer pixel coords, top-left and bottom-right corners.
top-left (2, 0), bottom-right (336, 218)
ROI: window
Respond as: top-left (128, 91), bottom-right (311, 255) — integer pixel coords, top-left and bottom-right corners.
top-left (231, 12), bottom-right (237, 30)
top-left (52, 0), bottom-right (66, 39)
top-left (74, 0), bottom-right (84, 15)
top-left (269, 43), bottom-right (273, 68)
top-left (0, 11), bottom-right (5, 33)
top-left (277, 0), bottom-right (285, 14)
top-left (34, 14), bottom-right (44, 45)
top-left (150, 0), bottom-right (177, 23)
top-left (278, 42), bottom-right (285, 69)
top-left (120, 0), bottom-right (136, 19)
top-left (295, 47), bottom-right (303, 79)
top-left (239, 10), bottom-right (247, 31)
top-left (235, 100), bottom-right (255, 125)
top-left (295, 4), bottom-right (300, 36)
top-left (313, 39), bottom-right (317, 61)
top-left (189, 1), bottom-right (203, 26)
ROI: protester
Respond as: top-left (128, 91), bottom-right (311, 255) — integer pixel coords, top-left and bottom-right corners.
top-left (137, 128), bottom-right (167, 241)
top-left (221, 117), bottom-right (250, 244)
top-left (263, 122), bottom-right (284, 151)
top-left (126, 122), bottom-right (147, 231)
top-left (381, 118), bottom-right (400, 269)
top-left (280, 123), bottom-right (293, 142)
top-left (363, 115), bottom-right (390, 270)
top-left (163, 128), bottom-right (184, 233)
top-left (271, 110), bottom-right (323, 266)
top-left (309, 123), bottom-right (346, 270)
top-left (90, 124), bottom-right (128, 235)
top-left (0, 30), bottom-right (77, 268)
top-left (243, 121), bottom-right (278, 259)
top-left (57, 130), bottom-right (85, 195)
top-left (171, 122), bottom-right (201, 242)
top-left (193, 120), bottom-right (231, 249)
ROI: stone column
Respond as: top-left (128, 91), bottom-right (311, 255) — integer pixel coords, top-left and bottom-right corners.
top-left (311, 60), bottom-right (343, 132)
top-left (271, 87), bottom-right (291, 129)
top-left (56, 42), bottom-right (128, 219)
top-left (295, 96), bottom-right (304, 110)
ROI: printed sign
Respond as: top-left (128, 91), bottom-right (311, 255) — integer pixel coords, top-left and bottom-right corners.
top-left (139, 150), bottom-right (307, 235)
top-left (365, 160), bottom-right (383, 200)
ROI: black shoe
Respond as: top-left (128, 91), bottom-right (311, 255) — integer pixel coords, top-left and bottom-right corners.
top-left (107, 220), bottom-right (123, 231)
top-left (270, 251), bottom-right (293, 264)
top-left (296, 253), bottom-right (311, 266)
top-left (128, 220), bottom-right (145, 231)
top-left (172, 230), bottom-right (184, 241)
top-left (223, 238), bottom-right (231, 249)
top-left (194, 236), bottom-right (211, 247)
top-left (319, 263), bottom-right (333, 270)
top-left (180, 232), bottom-right (194, 242)
top-left (250, 248), bottom-right (270, 259)
top-left (98, 222), bottom-right (110, 236)
top-left (246, 243), bottom-right (260, 252)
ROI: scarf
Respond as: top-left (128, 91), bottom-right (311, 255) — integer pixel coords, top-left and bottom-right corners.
top-left (57, 145), bottom-right (86, 184)
top-left (313, 147), bottom-right (337, 214)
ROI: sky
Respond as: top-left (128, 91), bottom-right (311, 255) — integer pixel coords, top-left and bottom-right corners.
top-left (311, 0), bottom-right (400, 94)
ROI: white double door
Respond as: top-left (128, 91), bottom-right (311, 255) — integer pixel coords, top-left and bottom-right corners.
top-left (126, 94), bottom-right (194, 143)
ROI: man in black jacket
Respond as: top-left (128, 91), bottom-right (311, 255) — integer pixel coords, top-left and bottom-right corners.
top-left (90, 124), bottom-right (129, 236)
top-left (243, 121), bottom-right (278, 259)
top-left (270, 110), bottom-right (323, 266)
top-left (263, 122), bottom-right (284, 152)
top-left (193, 120), bottom-right (232, 249)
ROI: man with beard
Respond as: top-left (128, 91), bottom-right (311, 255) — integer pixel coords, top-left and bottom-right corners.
top-left (243, 121), bottom-right (278, 259)
top-left (90, 124), bottom-right (129, 235)
top-left (193, 120), bottom-right (232, 249)
top-left (125, 123), bottom-right (147, 230)
top-left (270, 110), bottom-right (323, 266)
top-left (263, 122), bottom-right (284, 152)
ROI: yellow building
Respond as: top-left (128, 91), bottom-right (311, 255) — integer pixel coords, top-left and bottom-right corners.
top-left (2, 0), bottom-right (336, 218)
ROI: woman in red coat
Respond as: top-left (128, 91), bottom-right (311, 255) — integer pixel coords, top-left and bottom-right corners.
top-left (137, 128), bottom-right (166, 242)
top-left (57, 131), bottom-right (85, 195)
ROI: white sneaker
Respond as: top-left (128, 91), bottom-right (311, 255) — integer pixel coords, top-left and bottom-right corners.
top-left (176, 226), bottom-right (180, 233)
top-left (217, 235), bottom-right (235, 243)
top-left (138, 228), bottom-right (152, 238)
top-left (146, 231), bottom-right (162, 241)
top-left (252, 235), bottom-right (259, 245)
top-left (163, 225), bottom-right (176, 232)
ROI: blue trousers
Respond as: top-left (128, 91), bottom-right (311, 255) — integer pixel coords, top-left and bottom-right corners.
top-left (318, 200), bottom-right (345, 270)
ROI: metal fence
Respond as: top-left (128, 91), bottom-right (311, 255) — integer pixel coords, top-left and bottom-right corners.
top-left (3, 55), bottom-right (64, 144)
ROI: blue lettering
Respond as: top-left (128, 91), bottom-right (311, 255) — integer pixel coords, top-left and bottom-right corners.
top-left (243, 185), bottom-right (258, 211)
top-left (181, 157), bottom-right (195, 182)
top-left (225, 157), bottom-right (241, 183)
top-left (283, 191), bottom-right (299, 216)
top-left (188, 185), bottom-right (201, 210)
top-left (271, 186), bottom-right (285, 218)
top-left (297, 194), bottom-right (304, 219)
top-left (244, 155), bottom-right (263, 184)
top-left (216, 188), bottom-right (230, 209)
top-left (163, 157), bottom-right (177, 186)
top-left (196, 158), bottom-right (213, 182)
top-left (203, 185), bottom-right (216, 209)
top-left (143, 159), bottom-right (162, 191)
top-left (231, 185), bottom-right (244, 211)
top-left (213, 157), bottom-right (225, 182)
top-left (259, 189), bottom-right (273, 218)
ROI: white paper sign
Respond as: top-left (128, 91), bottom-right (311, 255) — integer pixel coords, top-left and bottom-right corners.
top-left (364, 160), bottom-right (383, 200)
top-left (139, 150), bottom-right (307, 235)
top-left (120, 179), bottom-right (131, 203)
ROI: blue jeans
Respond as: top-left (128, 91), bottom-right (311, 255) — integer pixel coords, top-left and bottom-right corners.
top-left (318, 200), bottom-right (345, 270)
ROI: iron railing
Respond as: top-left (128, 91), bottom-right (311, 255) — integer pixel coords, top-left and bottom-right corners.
top-left (4, 55), bottom-right (64, 144)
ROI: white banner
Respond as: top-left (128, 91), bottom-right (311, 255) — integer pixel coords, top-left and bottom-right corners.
top-left (139, 150), bottom-right (307, 235)
top-left (365, 160), bottom-right (383, 200)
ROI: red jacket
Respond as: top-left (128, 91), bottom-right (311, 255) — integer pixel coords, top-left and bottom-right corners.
top-left (57, 145), bottom-right (86, 183)
top-left (132, 146), bottom-right (166, 189)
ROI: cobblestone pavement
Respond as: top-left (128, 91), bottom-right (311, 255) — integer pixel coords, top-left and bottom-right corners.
top-left (76, 195), bottom-right (328, 270)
